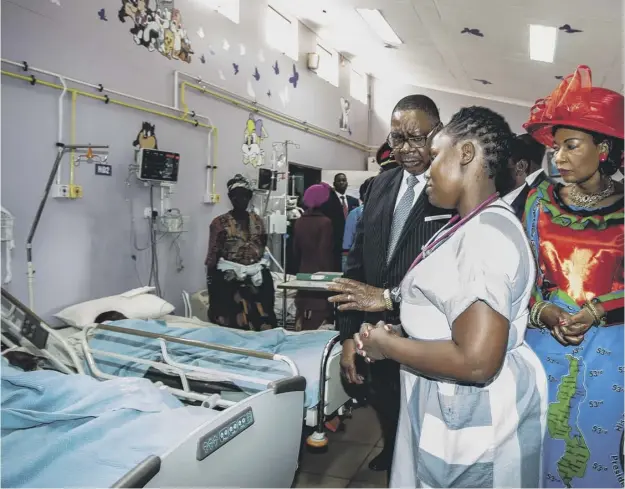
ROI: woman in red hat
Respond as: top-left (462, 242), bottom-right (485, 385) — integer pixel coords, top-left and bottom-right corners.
top-left (522, 66), bottom-right (624, 488)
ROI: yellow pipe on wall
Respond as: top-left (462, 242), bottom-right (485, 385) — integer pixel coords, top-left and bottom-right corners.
top-left (180, 81), bottom-right (370, 153)
top-left (70, 90), bottom-right (77, 188)
top-left (2, 70), bottom-right (218, 199)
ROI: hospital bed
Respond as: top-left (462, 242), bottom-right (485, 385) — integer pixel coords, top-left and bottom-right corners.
top-left (1, 288), bottom-right (351, 453)
top-left (1, 289), bottom-right (304, 488)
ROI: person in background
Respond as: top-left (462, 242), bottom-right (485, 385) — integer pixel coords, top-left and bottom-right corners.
top-left (328, 94), bottom-right (449, 475)
top-left (322, 173), bottom-right (359, 271)
top-left (349, 106), bottom-right (547, 488)
top-left (500, 133), bottom-right (547, 207)
top-left (521, 65), bottom-right (624, 488)
top-left (342, 177), bottom-right (374, 271)
top-left (205, 174), bottom-right (277, 331)
top-left (292, 184), bottom-right (335, 330)
top-left (376, 141), bottom-right (400, 173)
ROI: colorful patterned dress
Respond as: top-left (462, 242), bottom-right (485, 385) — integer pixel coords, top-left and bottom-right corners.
top-left (523, 180), bottom-right (624, 488)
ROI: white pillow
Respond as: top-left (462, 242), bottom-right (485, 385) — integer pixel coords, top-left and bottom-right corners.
top-left (54, 287), bottom-right (175, 327)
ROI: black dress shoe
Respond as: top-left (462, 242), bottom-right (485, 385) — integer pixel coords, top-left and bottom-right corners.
top-left (368, 450), bottom-right (392, 471)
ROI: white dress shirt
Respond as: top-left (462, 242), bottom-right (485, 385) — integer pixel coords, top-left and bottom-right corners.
top-left (502, 168), bottom-right (544, 205)
top-left (394, 170), bottom-right (426, 212)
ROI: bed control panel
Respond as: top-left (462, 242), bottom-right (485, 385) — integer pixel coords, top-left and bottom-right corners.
top-left (196, 407), bottom-right (254, 461)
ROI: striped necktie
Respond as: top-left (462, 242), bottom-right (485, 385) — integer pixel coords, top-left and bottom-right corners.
top-left (387, 175), bottom-right (418, 261)
top-left (341, 196), bottom-right (348, 218)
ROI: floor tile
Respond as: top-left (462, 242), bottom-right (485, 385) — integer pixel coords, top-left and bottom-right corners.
top-left (346, 481), bottom-right (382, 488)
top-left (352, 450), bottom-right (389, 487)
top-left (292, 472), bottom-right (349, 488)
top-left (299, 440), bottom-right (375, 479)
top-left (328, 406), bottom-right (381, 445)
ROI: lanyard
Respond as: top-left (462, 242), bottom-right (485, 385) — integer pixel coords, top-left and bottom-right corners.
top-left (407, 193), bottom-right (500, 273)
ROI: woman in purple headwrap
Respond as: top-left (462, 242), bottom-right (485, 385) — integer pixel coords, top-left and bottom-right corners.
top-left (292, 184), bottom-right (335, 330)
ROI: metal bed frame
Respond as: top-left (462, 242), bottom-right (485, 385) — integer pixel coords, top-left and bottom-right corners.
top-left (1, 287), bottom-right (348, 449)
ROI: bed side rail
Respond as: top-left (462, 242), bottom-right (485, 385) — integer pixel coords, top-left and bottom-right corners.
top-left (111, 455), bottom-right (161, 488)
top-left (82, 323), bottom-right (300, 406)
top-left (1, 288), bottom-right (83, 374)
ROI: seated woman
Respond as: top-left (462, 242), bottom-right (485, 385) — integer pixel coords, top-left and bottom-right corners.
top-left (293, 184), bottom-right (335, 330)
top-left (205, 174), bottom-right (276, 331)
top-left (329, 107), bottom-right (548, 487)
top-left (522, 66), bottom-right (624, 488)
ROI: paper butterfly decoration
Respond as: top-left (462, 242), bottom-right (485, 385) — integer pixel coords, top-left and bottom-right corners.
top-left (289, 64), bottom-right (299, 88)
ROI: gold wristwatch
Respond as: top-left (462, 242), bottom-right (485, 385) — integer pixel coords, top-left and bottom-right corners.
top-left (383, 289), bottom-right (393, 311)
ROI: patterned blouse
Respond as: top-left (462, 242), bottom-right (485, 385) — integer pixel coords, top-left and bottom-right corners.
top-left (523, 180), bottom-right (624, 322)
top-left (205, 211), bottom-right (267, 270)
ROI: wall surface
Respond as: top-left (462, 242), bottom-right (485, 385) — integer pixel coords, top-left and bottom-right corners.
top-left (0, 0), bottom-right (369, 320)
top-left (370, 77), bottom-right (533, 147)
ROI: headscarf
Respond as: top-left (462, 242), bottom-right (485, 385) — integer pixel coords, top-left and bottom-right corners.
top-left (303, 184), bottom-right (330, 209)
top-left (227, 174), bottom-right (252, 193)
top-left (523, 65), bottom-right (624, 147)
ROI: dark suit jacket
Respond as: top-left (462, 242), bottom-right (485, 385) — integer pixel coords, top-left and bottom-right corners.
top-left (321, 191), bottom-right (359, 271)
top-left (337, 167), bottom-right (453, 342)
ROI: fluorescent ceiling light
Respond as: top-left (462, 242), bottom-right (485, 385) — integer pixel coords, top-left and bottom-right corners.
top-left (356, 9), bottom-right (402, 46)
top-left (529, 24), bottom-right (556, 63)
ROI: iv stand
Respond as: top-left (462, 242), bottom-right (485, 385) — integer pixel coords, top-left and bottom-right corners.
top-left (26, 143), bottom-right (109, 310)
top-left (276, 140), bottom-right (299, 329)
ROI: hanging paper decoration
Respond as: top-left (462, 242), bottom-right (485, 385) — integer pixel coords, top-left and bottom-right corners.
top-left (288, 64), bottom-right (299, 88)
top-left (253, 67), bottom-right (260, 81)
top-left (273, 61), bottom-right (280, 75)
top-left (461, 28), bottom-right (484, 37)
top-left (222, 39), bottom-right (230, 51)
top-left (200, 54), bottom-right (206, 64)
top-left (98, 8), bottom-right (108, 20)
top-left (240, 44), bottom-right (246, 56)
top-left (242, 114), bottom-right (268, 168)
top-left (232, 63), bottom-right (240, 75)
top-left (218, 69), bottom-right (226, 80)
top-left (339, 97), bottom-right (351, 133)
top-left (118, 0), bottom-right (193, 63)
top-left (197, 27), bottom-right (205, 39)
top-left (246, 80), bottom-right (256, 99)
top-left (133, 122), bottom-right (158, 149)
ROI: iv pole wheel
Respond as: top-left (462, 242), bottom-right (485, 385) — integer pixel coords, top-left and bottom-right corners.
top-left (306, 430), bottom-right (329, 452)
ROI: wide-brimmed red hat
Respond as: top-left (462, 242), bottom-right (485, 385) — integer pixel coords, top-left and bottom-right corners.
top-left (523, 65), bottom-right (624, 148)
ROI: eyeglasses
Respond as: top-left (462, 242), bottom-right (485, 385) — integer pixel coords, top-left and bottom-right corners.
top-left (387, 122), bottom-right (442, 150)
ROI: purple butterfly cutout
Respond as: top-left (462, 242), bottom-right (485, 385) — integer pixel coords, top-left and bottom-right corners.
top-left (289, 64), bottom-right (299, 88)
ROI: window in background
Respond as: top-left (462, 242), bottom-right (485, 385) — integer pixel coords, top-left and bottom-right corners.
top-left (315, 42), bottom-right (339, 87)
top-left (207, 0), bottom-right (240, 24)
top-left (266, 5), bottom-right (299, 61)
top-left (350, 69), bottom-right (367, 104)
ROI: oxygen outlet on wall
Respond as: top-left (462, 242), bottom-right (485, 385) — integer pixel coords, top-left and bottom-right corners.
top-left (144, 207), bottom-right (158, 219)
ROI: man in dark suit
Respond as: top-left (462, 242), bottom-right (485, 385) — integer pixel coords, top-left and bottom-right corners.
top-left (322, 173), bottom-right (359, 271)
top-left (328, 95), bottom-right (451, 475)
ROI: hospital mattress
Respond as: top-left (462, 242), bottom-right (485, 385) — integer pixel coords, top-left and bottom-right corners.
top-left (0, 359), bottom-right (220, 488)
top-left (84, 319), bottom-right (340, 408)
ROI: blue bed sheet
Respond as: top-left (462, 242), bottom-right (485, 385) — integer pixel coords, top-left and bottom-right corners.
top-left (87, 320), bottom-right (339, 408)
top-left (1, 359), bottom-right (218, 488)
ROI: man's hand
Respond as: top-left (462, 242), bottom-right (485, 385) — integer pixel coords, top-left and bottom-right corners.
top-left (340, 339), bottom-right (363, 384)
top-left (327, 278), bottom-right (387, 312)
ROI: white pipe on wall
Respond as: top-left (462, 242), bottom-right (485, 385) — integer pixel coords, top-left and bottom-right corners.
top-left (1, 59), bottom-right (212, 124)
top-left (174, 70), bottom-right (378, 153)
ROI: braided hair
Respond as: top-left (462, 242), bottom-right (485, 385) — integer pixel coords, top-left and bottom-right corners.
top-left (443, 106), bottom-right (514, 181)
